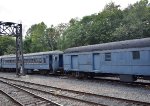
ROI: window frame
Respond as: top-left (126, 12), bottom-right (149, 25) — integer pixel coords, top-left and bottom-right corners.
top-left (132, 51), bottom-right (140, 60)
top-left (105, 53), bottom-right (111, 61)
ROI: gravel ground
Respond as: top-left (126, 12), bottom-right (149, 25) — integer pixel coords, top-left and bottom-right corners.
top-left (0, 72), bottom-right (149, 104)
top-left (0, 90), bottom-right (19, 106)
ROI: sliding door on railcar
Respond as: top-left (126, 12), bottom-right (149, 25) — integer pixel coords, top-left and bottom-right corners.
top-left (71, 55), bottom-right (79, 70)
top-left (59, 54), bottom-right (63, 68)
top-left (49, 55), bottom-right (52, 70)
top-left (93, 53), bottom-right (100, 70)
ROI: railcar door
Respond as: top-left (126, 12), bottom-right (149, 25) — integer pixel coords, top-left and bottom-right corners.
top-left (52, 55), bottom-right (59, 73)
top-left (49, 55), bottom-right (52, 70)
top-left (93, 53), bottom-right (100, 70)
top-left (71, 55), bottom-right (78, 70)
top-left (59, 54), bottom-right (63, 68)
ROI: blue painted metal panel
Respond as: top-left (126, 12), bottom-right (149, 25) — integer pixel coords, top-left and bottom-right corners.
top-left (63, 55), bottom-right (71, 65)
top-left (71, 55), bottom-right (78, 69)
top-left (93, 53), bottom-right (100, 70)
top-left (63, 55), bottom-right (71, 70)
top-left (79, 54), bottom-right (92, 65)
top-left (78, 54), bottom-right (92, 71)
top-left (63, 55), bottom-right (71, 71)
top-left (64, 65), bottom-right (71, 71)
top-left (99, 66), bottom-right (131, 74)
top-left (116, 52), bottom-right (130, 65)
top-left (52, 55), bottom-right (59, 71)
top-left (2, 64), bottom-right (16, 68)
top-left (79, 65), bottom-right (92, 71)
top-left (132, 66), bottom-right (150, 75)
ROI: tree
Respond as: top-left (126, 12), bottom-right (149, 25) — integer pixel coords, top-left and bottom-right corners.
top-left (0, 36), bottom-right (15, 55)
top-left (112, 0), bottom-right (150, 40)
top-left (24, 22), bottom-right (47, 53)
top-left (62, 2), bottom-right (123, 49)
top-left (44, 25), bottom-right (59, 50)
top-left (61, 0), bottom-right (150, 49)
top-left (55, 23), bottom-right (69, 50)
top-left (24, 22), bottom-right (63, 53)
top-left (4, 45), bottom-right (16, 55)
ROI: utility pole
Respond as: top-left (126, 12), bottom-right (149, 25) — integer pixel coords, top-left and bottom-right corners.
top-left (0, 21), bottom-right (24, 76)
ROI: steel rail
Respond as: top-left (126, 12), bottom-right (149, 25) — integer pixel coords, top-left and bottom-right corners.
top-left (0, 89), bottom-right (23, 106)
top-left (0, 80), bottom-right (62, 106)
top-left (6, 81), bottom-right (105, 106)
top-left (0, 77), bottom-right (150, 106)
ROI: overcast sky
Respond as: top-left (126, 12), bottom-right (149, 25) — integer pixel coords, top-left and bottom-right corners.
top-left (0, 0), bottom-right (144, 35)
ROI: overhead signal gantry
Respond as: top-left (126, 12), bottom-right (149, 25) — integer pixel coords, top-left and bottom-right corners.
top-left (0, 21), bottom-right (24, 76)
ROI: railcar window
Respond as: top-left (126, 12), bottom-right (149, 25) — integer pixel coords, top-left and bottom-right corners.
top-left (32, 59), bottom-right (34, 63)
top-left (36, 58), bottom-right (39, 63)
top-left (55, 57), bottom-right (57, 61)
top-left (43, 58), bottom-right (46, 63)
top-left (34, 59), bottom-right (37, 63)
top-left (132, 51), bottom-right (140, 60)
top-left (105, 53), bottom-right (111, 61)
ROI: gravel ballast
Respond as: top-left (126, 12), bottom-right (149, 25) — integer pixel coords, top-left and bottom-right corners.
top-left (0, 72), bottom-right (149, 104)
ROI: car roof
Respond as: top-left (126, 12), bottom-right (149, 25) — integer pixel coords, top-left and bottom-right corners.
top-left (0, 50), bottom-right (63, 58)
top-left (64, 37), bottom-right (150, 53)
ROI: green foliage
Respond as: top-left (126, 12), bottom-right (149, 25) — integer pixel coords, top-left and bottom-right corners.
top-left (24, 22), bottom-right (47, 53)
top-left (4, 45), bottom-right (16, 55)
top-left (24, 22), bottom-right (68, 53)
top-left (0, 36), bottom-right (15, 55)
top-left (61, 0), bottom-right (150, 50)
top-left (112, 0), bottom-right (150, 40)
top-left (61, 2), bottom-right (124, 49)
top-left (44, 25), bottom-right (59, 51)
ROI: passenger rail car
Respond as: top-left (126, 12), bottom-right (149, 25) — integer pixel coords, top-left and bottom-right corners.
top-left (63, 38), bottom-right (150, 82)
top-left (0, 51), bottom-right (63, 74)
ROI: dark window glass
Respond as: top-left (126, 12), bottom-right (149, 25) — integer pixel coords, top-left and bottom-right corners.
top-left (55, 57), bottom-right (57, 61)
top-left (43, 58), bottom-right (46, 63)
top-left (132, 51), bottom-right (140, 59)
top-left (105, 53), bottom-right (111, 61)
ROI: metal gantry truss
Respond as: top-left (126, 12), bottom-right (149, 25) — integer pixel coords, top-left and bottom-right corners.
top-left (0, 21), bottom-right (24, 76)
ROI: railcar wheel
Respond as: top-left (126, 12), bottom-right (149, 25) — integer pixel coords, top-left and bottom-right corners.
top-left (27, 70), bottom-right (33, 74)
top-left (75, 72), bottom-right (85, 79)
top-left (120, 74), bottom-right (137, 82)
top-left (88, 73), bottom-right (95, 79)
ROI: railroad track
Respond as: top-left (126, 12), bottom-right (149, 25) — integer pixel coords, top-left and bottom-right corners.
top-left (92, 77), bottom-right (150, 88)
top-left (0, 80), bottom-right (61, 106)
top-left (0, 77), bottom-right (150, 106)
top-left (48, 74), bottom-right (150, 88)
top-left (0, 89), bottom-right (20, 106)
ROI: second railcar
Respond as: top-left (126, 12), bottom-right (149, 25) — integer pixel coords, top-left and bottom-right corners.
top-left (63, 38), bottom-right (150, 82)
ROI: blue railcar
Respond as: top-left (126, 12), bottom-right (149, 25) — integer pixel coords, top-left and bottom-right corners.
top-left (0, 55), bottom-right (16, 69)
top-left (63, 38), bottom-right (150, 81)
top-left (0, 51), bottom-right (63, 74)
top-left (0, 57), bottom-right (2, 69)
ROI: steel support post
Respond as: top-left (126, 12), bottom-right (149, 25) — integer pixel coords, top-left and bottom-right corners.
top-left (16, 24), bottom-right (24, 76)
